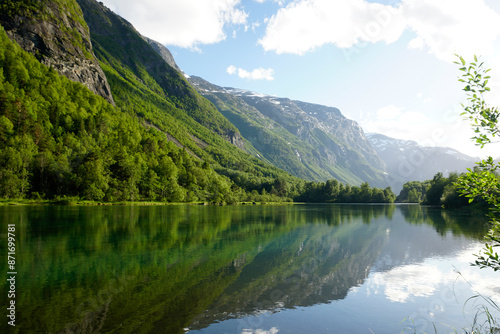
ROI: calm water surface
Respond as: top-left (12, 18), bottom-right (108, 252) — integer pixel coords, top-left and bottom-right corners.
top-left (0, 204), bottom-right (499, 334)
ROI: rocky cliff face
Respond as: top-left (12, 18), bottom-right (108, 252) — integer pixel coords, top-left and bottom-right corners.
top-left (0, 0), bottom-right (114, 105)
top-left (189, 75), bottom-right (387, 186)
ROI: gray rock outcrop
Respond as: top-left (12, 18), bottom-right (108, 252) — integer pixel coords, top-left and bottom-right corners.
top-left (0, 1), bottom-right (115, 105)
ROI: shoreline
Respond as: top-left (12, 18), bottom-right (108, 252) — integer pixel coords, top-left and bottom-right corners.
top-left (0, 199), bottom-right (296, 206)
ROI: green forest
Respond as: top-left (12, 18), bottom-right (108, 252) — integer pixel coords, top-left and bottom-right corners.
top-left (397, 172), bottom-right (469, 207)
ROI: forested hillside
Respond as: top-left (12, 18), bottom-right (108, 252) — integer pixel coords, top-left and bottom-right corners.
top-left (0, 26), bottom-right (250, 202)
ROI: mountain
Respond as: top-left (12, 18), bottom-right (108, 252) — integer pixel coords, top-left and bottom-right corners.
top-left (367, 133), bottom-right (478, 192)
top-left (188, 76), bottom-right (388, 188)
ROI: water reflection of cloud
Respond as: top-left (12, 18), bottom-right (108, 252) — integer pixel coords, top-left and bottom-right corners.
top-left (453, 246), bottom-right (500, 304)
top-left (366, 244), bottom-right (500, 304)
top-left (242, 327), bottom-right (279, 334)
top-left (370, 264), bottom-right (446, 303)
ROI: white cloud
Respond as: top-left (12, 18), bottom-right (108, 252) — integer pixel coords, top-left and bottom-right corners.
top-left (100, 0), bottom-right (248, 48)
top-left (372, 105), bottom-right (427, 128)
top-left (259, 0), bottom-right (500, 61)
top-left (259, 0), bottom-right (406, 55)
top-left (360, 103), bottom-right (500, 158)
top-left (402, 0), bottom-right (500, 61)
top-left (399, 111), bottom-right (428, 123)
top-left (361, 105), bottom-right (437, 147)
top-left (370, 264), bottom-right (444, 303)
top-left (254, 0), bottom-right (287, 4)
top-left (227, 65), bottom-right (275, 80)
top-left (227, 65), bottom-right (238, 75)
top-left (417, 92), bottom-right (433, 104)
top-left (251, 21), bottom-right (262, 32)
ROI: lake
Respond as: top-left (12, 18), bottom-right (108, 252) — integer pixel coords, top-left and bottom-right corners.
top-left (1, 204), bottom-right (499, 333)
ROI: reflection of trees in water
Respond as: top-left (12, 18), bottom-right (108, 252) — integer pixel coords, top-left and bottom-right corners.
top-left (399, 205), bottom-right (490, 239)
top-left (188, 219), bottom-right (388, 331)
top-left (0, 204), bottom-right (488, 334)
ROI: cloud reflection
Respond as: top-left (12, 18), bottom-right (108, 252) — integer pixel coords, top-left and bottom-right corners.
top-left (366, 245), bottom-right (500, 304)
top-left (370, 264), bottom-right (445, 303)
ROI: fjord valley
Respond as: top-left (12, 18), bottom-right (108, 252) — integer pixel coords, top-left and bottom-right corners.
top-left (2, 1), bottom-right (500, 334)
top-left (0, 0), bottom-right (477, 205)
top-left (0, 0), bottom-right (400, 204)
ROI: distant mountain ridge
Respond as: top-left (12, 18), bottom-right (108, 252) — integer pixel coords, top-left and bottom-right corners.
top-left (367, 133), bottom-right (477, 192)
top-left (189, 75), bottom-right (388, 187)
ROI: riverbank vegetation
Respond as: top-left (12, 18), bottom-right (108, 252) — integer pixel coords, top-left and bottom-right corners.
top-left (396, 171), bottom-right (488, 209)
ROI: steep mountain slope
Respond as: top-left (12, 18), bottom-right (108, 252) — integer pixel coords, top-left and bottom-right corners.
top-left (72, 0), bottom-right (306, 196)
top-left (189, 76), bottom-right (387, 187)
top-left (367, 133), bottom-right (477, 192)
top-left (76, 0), bottom-right (246, 148)
top-left (0, 0), bottom-right (114, 105)
top-left (141, 34), bottom-right (182, 73)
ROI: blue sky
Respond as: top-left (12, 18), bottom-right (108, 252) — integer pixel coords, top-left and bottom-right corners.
top-left (100, 0), bottom-right (500, 158)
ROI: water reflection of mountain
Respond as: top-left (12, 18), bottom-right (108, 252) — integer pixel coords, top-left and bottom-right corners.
top-left (0, 205), bottom-right (488, 334)
top-left (187, 219), bottom-right (388, 331)
top-left (186, 205), bottom-right (489, 332)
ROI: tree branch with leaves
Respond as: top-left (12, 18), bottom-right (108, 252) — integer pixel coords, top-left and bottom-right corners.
top-left (455, 55), bottom-right (500, 271)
